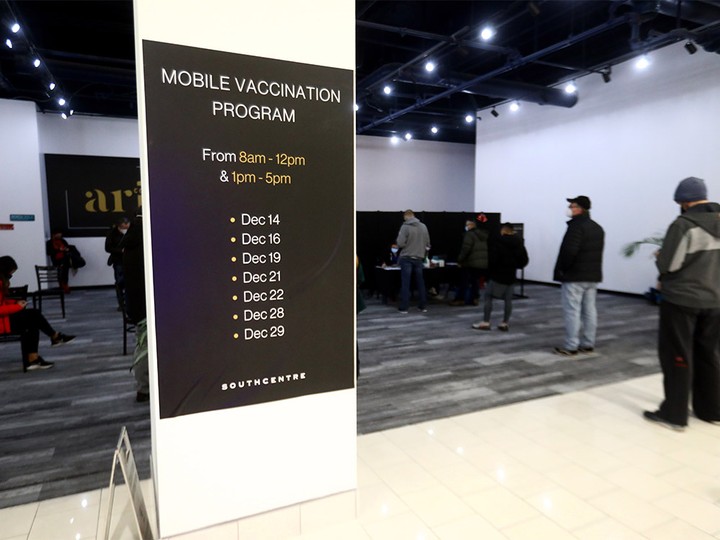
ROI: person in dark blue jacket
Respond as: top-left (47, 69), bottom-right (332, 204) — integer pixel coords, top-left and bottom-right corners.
top-left (553, 195), bottom-right (605, 356)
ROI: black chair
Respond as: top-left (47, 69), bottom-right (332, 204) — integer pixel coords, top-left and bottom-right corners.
top-left (33, 266), bottom-right (66, 318)
top-left (117, 285), bottom-right (135, 355)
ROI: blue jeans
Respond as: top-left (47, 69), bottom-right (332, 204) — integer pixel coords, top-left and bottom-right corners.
top-left (561, 282), bottom-right (598, 350)
top-left (399, 257), bottom-right (426, 310)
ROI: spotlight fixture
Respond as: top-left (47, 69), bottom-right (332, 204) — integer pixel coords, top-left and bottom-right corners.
top-left (430, 126), bottom-right (438, 134)
top-left (509, 101), bottom-right (520, 112)
top-left (33, 58), bottom-right (41, 68)
top-left (480, 26), bottom-right (495, 41)
top-left (58, 97), bottom-right (66, 106)
top-left (491, 107), bottom-right (499, 118)
top-left (635, 54), bottom-right (650, 70)
top-left (404, 132), bottom-right (412, 141)
top-left (564, 81), bottom-right (577, 94)
top-left (465, 114), bottom-right (474, 123)
top-left (353, 103), bottom-right (359, 111)
top-left (424, 61), bottom-right (436, 72)
top-left (684, 41), bottom-right (698, 55)
top-left (390, 135), bottom-right (400, 145)
top-left (601, 68), bottom-right (611, 83)
top-left (5, 38), bottom-right (11, 49)
top-left (61, 112), bottom-right (68, 120)
top-left (383, 85), bottom-right (392, 95)
top-left (11, 22), bottom-right (20, 33)
top-left (48, 81), bottom-right (56, 91)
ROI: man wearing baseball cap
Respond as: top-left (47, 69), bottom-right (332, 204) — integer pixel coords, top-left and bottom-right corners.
top-left (644, 177), bottom-right (720, 431)
top-left (553, 195), bottom-right (605, 356)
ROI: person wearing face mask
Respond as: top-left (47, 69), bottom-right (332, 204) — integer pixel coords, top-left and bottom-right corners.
top-left (553, 195), bottom-right (605, 356)
top-left (0, 255), bottom-right (76, 372)
top-left (384, 243), bottom-right (400, 267)
top-left (643, 177), bottom-right (720, 431)
top-left (450, 218), bottom-right (489, 306)
top-left (105, 216), bottom-right (131, 310)
top-left (46, 228), bottom-right (71, 293)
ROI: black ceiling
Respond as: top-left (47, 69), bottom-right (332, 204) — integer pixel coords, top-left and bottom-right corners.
top-left (2, 1), bottom-right (720, 144)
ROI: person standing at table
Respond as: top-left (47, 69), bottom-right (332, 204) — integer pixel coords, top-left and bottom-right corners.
top-left (450, 218), bottom-right (488, 306)
top-left (396, 210), bottom-right (430, 314)
top-left (644, 177), bottom-right (720, 431)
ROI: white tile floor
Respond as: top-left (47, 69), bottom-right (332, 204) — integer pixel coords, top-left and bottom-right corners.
top-left (2, 373), bottom-right (720, 540)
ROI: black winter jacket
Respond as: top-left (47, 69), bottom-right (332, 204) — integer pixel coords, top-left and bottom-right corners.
top-left (488, 234), bottom-right (529, 284)
top-left (553, 213), bottom-right (604, 283)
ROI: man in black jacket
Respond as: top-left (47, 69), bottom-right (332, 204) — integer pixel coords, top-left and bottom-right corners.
top-left (553, 195), bottom-right (605, 356)
top-left (121, 207), bottom-right (149, 402)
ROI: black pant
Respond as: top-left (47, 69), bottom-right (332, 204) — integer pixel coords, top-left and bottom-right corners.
top-left (657, 300), bottom-right (720, 425)
top-left (9, 308), bottom-right (56, 364)
top-left (454, 267), bottom-right (484, 303)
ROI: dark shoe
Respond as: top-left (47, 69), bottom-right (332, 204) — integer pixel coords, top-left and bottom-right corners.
top-left (578, 346), bottom-right (595, 353)
top-left (418, 307), bottom-right (428, 313)
top-left (398, 308), bottom-right (409, 314)
top-left (51, 333), bottom-right (76, 347)
top-left (136, 392), bottom-right (150, 403)
top-left (26, 357), bottom-right (55, 371)
top-left (497, 323), bottom-right (509, 332)
top-left (693, 413), bottom-right (720, 425)
top-left (553, 347), bottom-right (578, 356)
top-left (643, 411), bottom-right (685, 432)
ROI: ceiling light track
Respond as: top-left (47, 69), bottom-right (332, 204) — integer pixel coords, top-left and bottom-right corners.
top-left (358, 12), bottom-right (632, 134)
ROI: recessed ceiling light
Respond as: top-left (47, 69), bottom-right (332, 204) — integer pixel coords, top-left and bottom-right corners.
top-left (480, 26), bottom-right (495, 41)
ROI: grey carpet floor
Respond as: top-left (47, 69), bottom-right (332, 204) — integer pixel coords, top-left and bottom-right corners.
top-left (0, 284), bottom-right (660, 509)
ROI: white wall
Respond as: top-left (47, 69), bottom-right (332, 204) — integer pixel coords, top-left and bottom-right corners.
top-left (37, 114), bottom-right (140, 287)
top-left (475, 42), bottom-right (720, 294)
top-left (0, 100), bottom-right (48, 289)
top-left (356, 135), bottom-right (475, 211)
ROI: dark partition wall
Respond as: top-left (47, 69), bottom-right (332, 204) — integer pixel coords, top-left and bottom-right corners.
top-left (356, 211), bottom-right (501, 292)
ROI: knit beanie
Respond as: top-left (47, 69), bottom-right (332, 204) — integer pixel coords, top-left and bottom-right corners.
top-left (674, 177), bottom-right (707, 203)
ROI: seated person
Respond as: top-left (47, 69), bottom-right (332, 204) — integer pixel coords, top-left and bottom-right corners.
top-left (0, 256), bottom-right (76, 372)
top-left (46, 228), bottom-right (71, 293)
top-left (381, 243), bottom-right (400, 267)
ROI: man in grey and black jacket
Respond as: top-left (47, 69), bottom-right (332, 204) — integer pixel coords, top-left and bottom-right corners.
top-left (644, 177), bottom-right (720, 431)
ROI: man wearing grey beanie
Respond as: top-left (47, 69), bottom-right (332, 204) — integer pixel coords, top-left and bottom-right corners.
top-left (644, 177), bottom-right (720, 431)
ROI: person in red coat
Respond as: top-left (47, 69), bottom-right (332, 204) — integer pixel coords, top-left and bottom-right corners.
top-left (46, 228), bottom-right (71, 293)
top-left (0, 256), bottom-right (76, 371)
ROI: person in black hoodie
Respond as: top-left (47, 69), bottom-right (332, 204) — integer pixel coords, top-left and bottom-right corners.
top-left (121, 207), bottom-right (149, 402)
top-left (552, 195), bottom-right (605, 356)
top-left (472, 224), bottom-right (528, 331)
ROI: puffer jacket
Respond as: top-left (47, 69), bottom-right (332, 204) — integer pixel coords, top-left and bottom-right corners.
top-left (553, 213), bottom-right (604, 282)
top-left (457, 227), bottom-right (489, 269)
top-left (656, 202), bottom-right (720, 308)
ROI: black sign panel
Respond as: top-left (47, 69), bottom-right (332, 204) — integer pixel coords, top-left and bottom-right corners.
top-left (142, 41), bottom-right (355, 418)
top-left (44, 154), bottom-right (141, 237)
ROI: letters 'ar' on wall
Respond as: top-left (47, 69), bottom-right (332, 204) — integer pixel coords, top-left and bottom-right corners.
top-left (45, 154), bottom-right (141, 237)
